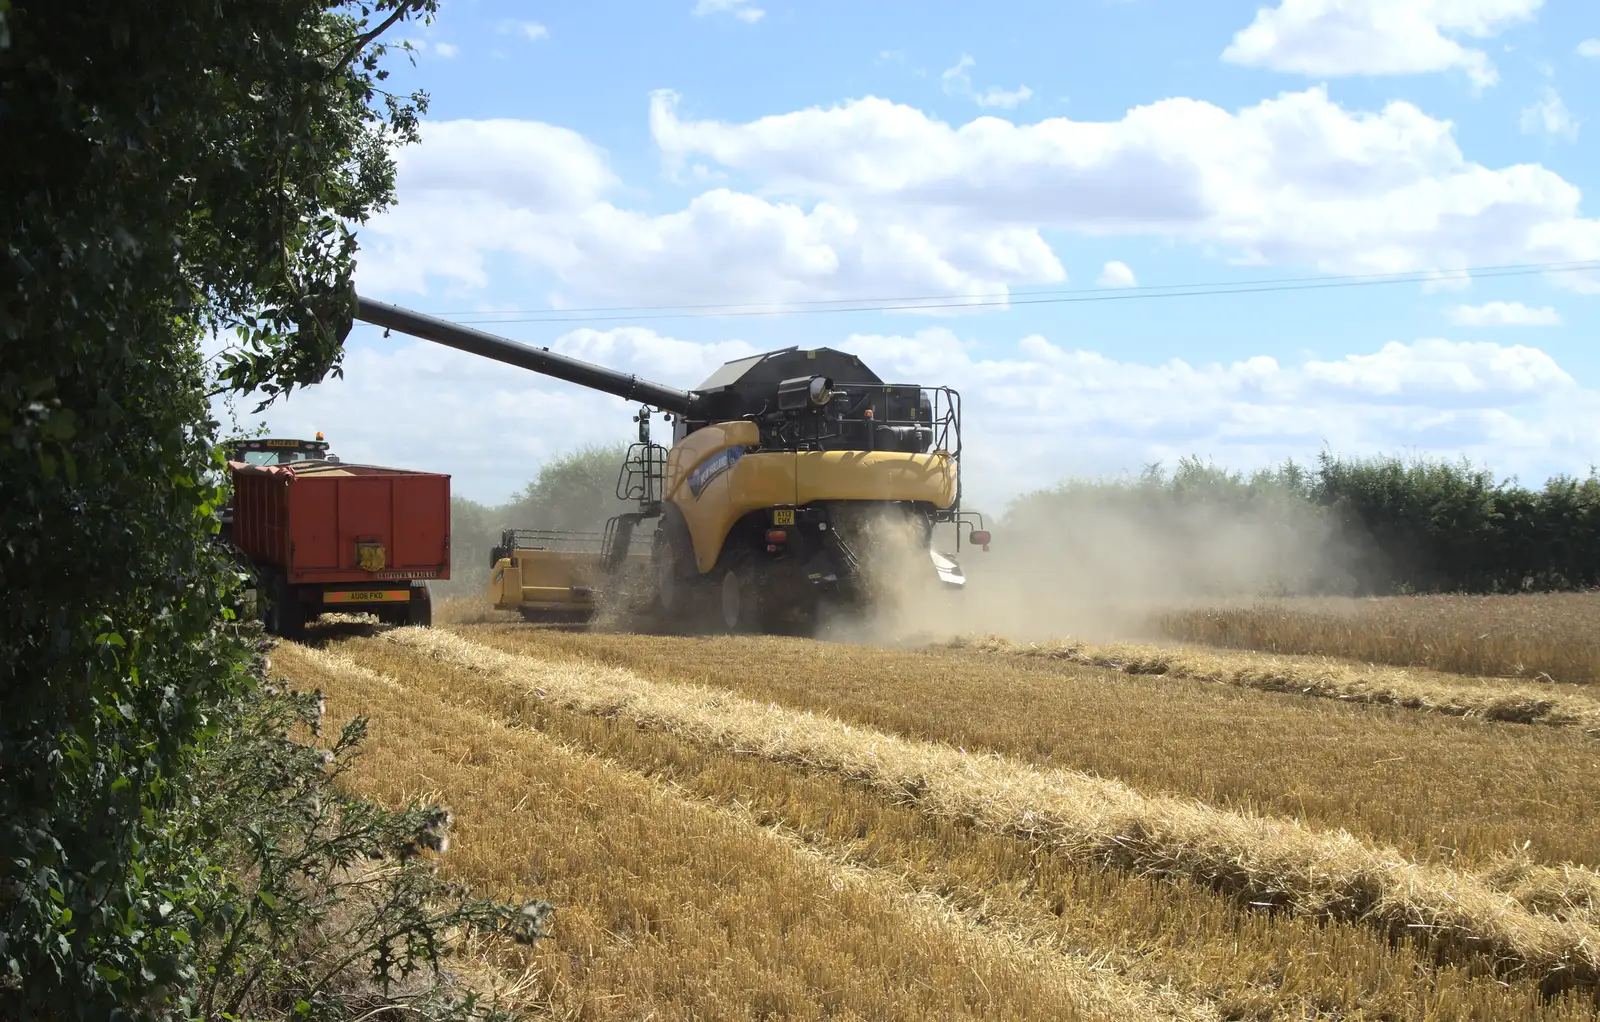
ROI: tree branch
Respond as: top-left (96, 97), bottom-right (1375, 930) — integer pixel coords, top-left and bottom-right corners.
top-left (329, 1), bottom-right (427, 79)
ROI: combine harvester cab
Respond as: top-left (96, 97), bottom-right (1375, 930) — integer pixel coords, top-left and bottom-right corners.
top-left (226, 440), bottom-right (450, 638)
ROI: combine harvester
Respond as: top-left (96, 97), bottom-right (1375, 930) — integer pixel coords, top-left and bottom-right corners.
top-left (352, 296), bottom-right (990, 634)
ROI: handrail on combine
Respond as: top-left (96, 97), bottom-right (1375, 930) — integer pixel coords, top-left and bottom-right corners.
top-left (489, 528), bottom-right (608, 567)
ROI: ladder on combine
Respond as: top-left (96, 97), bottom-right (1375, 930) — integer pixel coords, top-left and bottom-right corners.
top-left (602, 406), bottom-right (668, 575)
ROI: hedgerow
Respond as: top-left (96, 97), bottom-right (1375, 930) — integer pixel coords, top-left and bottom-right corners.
top-left (2, 2), bottom-right (549, 1015)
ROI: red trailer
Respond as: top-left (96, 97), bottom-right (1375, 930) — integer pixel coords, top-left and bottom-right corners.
top-left (228, 455), bottom-right (450, 637)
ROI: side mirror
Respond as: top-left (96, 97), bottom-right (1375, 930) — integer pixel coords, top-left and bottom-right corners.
top-left (969, 530), bottom-right (991, 552)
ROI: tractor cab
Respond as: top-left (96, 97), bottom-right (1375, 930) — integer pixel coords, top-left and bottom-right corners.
top-left (224, 434), bottom-right (339, 467)
top-left (218, 434), bottom-right (339, 542)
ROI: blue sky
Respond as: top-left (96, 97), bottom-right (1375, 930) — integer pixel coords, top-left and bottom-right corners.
top-left (221, 0), bottom-right (1600, 510)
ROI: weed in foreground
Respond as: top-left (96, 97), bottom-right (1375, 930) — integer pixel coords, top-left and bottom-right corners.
top-left (178, 633), bottom-right (552, 1021)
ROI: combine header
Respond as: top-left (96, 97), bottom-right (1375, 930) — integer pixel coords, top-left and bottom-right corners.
top-left (352, 296), bottom-right (989, 634)
top-left (486, 527), bottom-right (650, 622)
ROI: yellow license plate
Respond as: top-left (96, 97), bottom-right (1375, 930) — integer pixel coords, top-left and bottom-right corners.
top-left (773, 509), bottom-right (795, 525)
top-left (326, 589), bottom-right (410, 604)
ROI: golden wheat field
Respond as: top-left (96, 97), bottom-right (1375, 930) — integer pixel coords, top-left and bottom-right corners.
top-left (269, 595), bottom-right (1600, 1021)
top-left (1156, 592), bottom-right (1600, 685)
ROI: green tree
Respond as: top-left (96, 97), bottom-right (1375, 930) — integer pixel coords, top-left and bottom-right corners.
top-left (440, 445), bottom-right (636, 595)
top-left (0, 1), bottom-right (447, 1014)
top-left (504, 444), bottom-right (633, 531)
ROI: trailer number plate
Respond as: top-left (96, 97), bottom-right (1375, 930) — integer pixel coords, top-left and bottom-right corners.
top-left (325, 589), bottom-right (410, 604)
top-left (773, 509), bottom-right (795, 525)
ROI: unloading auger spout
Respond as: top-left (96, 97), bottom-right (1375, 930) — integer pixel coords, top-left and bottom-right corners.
top-left (354, 296), bottom-right (699, 415)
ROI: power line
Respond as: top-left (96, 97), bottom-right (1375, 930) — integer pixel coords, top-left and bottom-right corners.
top-left (350, 258), bottom-right (1600, 328)
top-left (409, 259), bottom-right (1600, 316)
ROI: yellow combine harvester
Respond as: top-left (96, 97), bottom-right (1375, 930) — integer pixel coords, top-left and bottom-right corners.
top-left (351, 295), bottom-right (991, 634)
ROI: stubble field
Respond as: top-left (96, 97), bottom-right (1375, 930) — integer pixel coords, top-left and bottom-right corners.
top-left (269, 593), bottom-right (1600, 1020)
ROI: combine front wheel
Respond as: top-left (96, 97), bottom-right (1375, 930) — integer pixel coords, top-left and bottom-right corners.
top-left (718, 560), bottom-right (764, 634)
top-left (651, 513), bottom-right (703, 631)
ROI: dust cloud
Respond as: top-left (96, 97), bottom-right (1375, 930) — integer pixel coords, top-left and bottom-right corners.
top-left (818, 494), bottom-right (1359, 647)
top-left (449, 447), bottom-right (1367, 647)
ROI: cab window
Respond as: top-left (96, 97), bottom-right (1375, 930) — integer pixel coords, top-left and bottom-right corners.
top-left (236, 449), bottom-right (320, 465)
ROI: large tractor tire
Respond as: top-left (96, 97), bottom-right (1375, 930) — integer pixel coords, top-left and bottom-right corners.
top-left (651, 506), bottom-right (703, 628)
top-left (717, 555), bottom-right (765, 634)
top-left (406, 584), bottom-right (433, 627)
top-left (263, 572), bottom-right (305, 640)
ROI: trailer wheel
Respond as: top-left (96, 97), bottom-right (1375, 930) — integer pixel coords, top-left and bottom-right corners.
top-left (265, 573), bottom-right (305, 640)
top-left (407, 585), bottom-right (433, 628)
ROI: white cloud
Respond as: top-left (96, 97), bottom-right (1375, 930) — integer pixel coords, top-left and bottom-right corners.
top-left (1520, 88), bottom-right (1579, 141)
top-left (940, 55), bottom-right (975, 92)
top-left (693, 0), bottom-right (764, 23)
top-left (497, 19), bottom-right (548, 41)
top-left (1221, 0), bottom-right (1543, 88)
top-left (976, 85), bottom-right (1035, 110)
top-left (1578, 39), bottom-right (1600, 58)
top-left (1445, 300), bottom-right (1563, 325)
top-left (650, 87), bottom-right (1600, 292)
top-left (354, 118), bottom-right (1065, 305)
top-left (399, 37), bottom-right (457, 57)
top-left (348, 89), bottom-right (1600, 312)
top-left (1297, 337), bottom-right (1569, 395)
top-left (386, 120), bottom-right (617, 210)
top-left (235, 328), bottom-right (1597, 509)
top-left (848, 330), bottom-right (1590, 505)
top-left (941, 55), bottom-right (1034, 109)
top-left (1097, 260), bottom-right (1137, 287)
